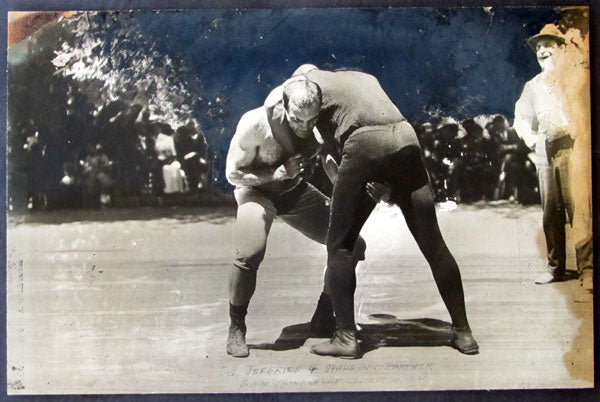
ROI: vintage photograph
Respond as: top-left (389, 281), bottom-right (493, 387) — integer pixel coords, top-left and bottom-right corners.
top-left (5, 5), bottom-right (594, 394)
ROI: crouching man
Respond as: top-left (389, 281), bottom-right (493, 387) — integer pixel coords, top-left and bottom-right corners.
top-left (225, 77), bottom-right (368, 357)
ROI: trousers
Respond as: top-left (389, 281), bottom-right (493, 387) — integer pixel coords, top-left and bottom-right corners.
top-left (536, 147), bottom-right (573, 273)
top-left (325, 121), bottom-right (468, 330)
top-left (327, 121), bottom-right (427, 254)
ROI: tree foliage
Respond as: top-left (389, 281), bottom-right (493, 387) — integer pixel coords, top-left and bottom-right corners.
top-left (8, 11), bottom-right (212, 209)
top-left (52, 11), bottom-right (203, 128)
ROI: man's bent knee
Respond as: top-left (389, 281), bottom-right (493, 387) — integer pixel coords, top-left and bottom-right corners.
top-left (233, 252), bottom-right (265, 271)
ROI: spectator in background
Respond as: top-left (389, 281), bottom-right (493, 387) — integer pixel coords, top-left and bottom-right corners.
top-left (24, 131), bottom-right (48, 210)
top-left (415, 122), bottom-right (446, 199)
top-left (513, 24), bottom-right (575, 284)
top-left (486, 115), bottom-right (532, 202)
top-left (82, 144), bottom-right (113, 208)
top-left (415, 120), bottom-right (444, 202)
top-left (161, 155), bottom-right (186, 195)
top-left (154, 130), bottom-right (177, 162)
top-left (174, 119), bottom-right (210, 194)
top-left (452, 118), bottom-right (493, 202)
top-left (155, 130), bottom-right (186, 195)
top-left (135, 109), bottom-right (161, 195)
top-left (416, 122), bottom-right (435, 151)
top-left (417, 114), bottom-right (541, 205)
top-left (58, 161), bottom-right (80, 208)
top-left (436, 117), bottom-right (462, 202)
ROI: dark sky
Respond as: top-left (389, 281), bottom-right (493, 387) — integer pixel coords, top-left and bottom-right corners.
top-left (128, 7), bottom-right (560, 183)
top-left (3, 6), bottom-right (570, 191)
top-left (133, 7), bottom-right (558, 124)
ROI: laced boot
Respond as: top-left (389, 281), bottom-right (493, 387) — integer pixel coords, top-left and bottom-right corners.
top-left (311, 329), bottom-right (360, 359)
top-left (226, 322), bottom-right (249, 358)
top-left (450, 326), bottom-right (479, 355)
top-left (310, 293), bottom-right (336, 337)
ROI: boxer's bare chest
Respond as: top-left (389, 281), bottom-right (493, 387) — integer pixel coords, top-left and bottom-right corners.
top-left (254, 133), bottom-right (287, 166)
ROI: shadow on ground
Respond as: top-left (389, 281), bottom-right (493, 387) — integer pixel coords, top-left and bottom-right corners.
top-left (250, 315), bottom-right (455, 356)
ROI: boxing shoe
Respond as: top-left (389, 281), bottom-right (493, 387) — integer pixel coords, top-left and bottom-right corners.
top-left (311, 329), bottom-right (360, 359)
top-left (450, 326), bottom-right (479, 355)
top-left (310, 293), bottom-right (336, 337)
top-left (226, 323), bottom-right (249, 358)
top-left (534, 271), bottom-right (567, 284)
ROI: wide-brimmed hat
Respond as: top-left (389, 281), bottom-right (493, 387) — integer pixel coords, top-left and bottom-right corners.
top-left (527, 24), bottom-right (566, 50)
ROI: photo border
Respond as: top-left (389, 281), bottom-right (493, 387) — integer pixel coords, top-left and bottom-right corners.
top-left (1, 0), bottom-right (598, 401)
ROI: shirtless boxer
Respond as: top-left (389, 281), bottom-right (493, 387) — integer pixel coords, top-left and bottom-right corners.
top-left (225, 77), bottom-right (368, 358)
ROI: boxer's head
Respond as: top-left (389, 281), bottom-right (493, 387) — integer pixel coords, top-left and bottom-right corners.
top-left (282, 78), bottom-right (322, 139)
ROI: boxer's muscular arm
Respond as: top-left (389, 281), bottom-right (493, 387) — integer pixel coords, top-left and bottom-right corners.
top-left (226, 111), bottom-right (303, 187)
top-left (226, 112), bottom-right (279, 186)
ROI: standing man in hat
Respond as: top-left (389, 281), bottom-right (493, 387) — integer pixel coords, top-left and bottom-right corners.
top-left (513, 24), bottom-right (576, 284)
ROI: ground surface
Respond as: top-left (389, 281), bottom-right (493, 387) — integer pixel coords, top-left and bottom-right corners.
top-left (6, 202), bottom-right (594, 394)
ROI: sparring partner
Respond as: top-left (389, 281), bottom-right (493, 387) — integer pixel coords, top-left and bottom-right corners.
top-left (225, 76), bottom-right (370, 357)
top-left (265, 65), bottom-right (478, 358)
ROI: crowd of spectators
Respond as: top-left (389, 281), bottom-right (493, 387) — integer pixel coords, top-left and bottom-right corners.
top-left (12, 109), bottom-right (538, 211)
top-left (416, 114), bottom-right (539, 204)
top-left (14, 110), bottom-right (210, 211)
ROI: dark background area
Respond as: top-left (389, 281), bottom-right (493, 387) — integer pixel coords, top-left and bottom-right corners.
top-left (5, 6), bottom-right (561, 205)
top-left (131, 7), bottom-right (556, 186)
top-left (1, 0), bottom-right (599, 401)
